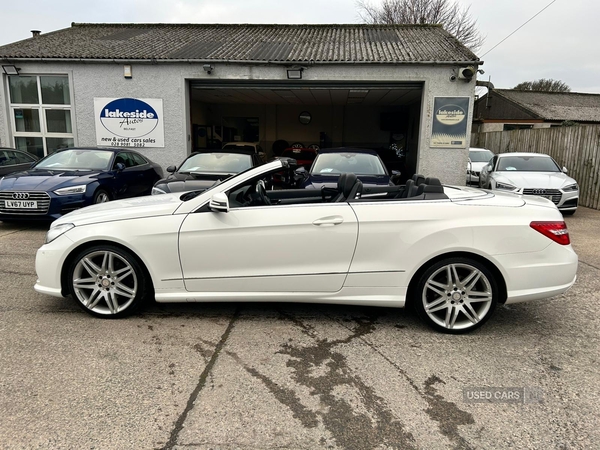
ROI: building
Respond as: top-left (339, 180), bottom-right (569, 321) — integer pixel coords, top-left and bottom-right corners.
top-left (473, 89), bottom-right (600, 133)
top-left (0, 23), bottom-right (481, 184)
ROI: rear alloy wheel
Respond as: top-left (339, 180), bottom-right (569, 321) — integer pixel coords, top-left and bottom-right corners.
top-left (68, 245), bottom-right (149, 318)
top-left (94, 189), bottom-right (110, 204)
top-left (414, 258), bottom-right (498, 333)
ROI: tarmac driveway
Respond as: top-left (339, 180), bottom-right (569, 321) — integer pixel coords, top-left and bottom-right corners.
top-left (0, 208), bottom-right (598, 449)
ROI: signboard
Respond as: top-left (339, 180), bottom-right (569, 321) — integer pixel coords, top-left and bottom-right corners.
top-left (431, 97), bottom-right (470, 148)
top-left (94, 97), bottom-right (164, 148)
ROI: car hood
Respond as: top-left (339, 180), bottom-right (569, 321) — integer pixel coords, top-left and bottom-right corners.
top-left (54, 192), bottom-right (184, 227)
top-left (0, 169), bottom-right (107, 191)
top-left (493, 171), bottom-right (575, 189)
top-left (156, 172), bottom-right (228, 193)
top-left (304, 173), bottom-right (391, 190)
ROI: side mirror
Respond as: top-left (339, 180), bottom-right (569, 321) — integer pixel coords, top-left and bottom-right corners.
top-left (391, 170), bottom-right (401, 176)
top-left (209, 192), bottom-right (229, 213)
top-left (562, 166), bottom-right (568, 174)
top-left (167, 165), bottom-right (177, 173)
top-left (115, 162), bottom-right (125, 172)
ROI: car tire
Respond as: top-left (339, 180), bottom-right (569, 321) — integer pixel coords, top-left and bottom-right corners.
top-left (93, 189), bottom-right (111, 204)
top-left (413, 257), bottom-right (498, 334)
top-left (67, 245), bottom-right (151, 318)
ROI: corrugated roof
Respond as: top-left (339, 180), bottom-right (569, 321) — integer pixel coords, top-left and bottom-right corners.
top-left (0, 23), bottom-right (479, 64)
top-left (495, 89), bottom-right (600, 123)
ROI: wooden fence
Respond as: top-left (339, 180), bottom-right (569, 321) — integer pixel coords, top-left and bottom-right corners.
top-left (471, 125), bottom-right (600, 210)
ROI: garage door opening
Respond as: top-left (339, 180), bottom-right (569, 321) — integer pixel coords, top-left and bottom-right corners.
top-left (188, 82), bottom-right (423, 182)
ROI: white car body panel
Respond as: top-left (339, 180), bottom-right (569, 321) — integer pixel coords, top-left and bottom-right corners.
top-left (35, 159), bottom-right (578, 312)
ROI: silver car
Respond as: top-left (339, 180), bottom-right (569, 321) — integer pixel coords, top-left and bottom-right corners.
top-left (466, 148), bottom-right (494, 185)
top-left (479, 152), bottom-right (579, 215)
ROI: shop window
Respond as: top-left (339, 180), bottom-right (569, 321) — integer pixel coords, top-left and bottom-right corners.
top-left (8, 75), bottom-right (74, 158)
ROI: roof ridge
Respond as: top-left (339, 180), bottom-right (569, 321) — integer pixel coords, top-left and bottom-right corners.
top-left (497, 89), bottom-right (600, 97)
top-left (70, 22), bottom-right (445, 29)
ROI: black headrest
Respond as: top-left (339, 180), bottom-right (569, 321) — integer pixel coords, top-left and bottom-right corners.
top-left (341, 173), bottom-right (358, 198)
top-left (425, 177), bottom-right (442, 186)
top-left (337, 173), bottom-right (348, 192)
top-left (408, 182), bottom-right (420, 197)
top-left (413, 174), bottom-right (426, 186)
top-left (399, 179), bottom-right (414, 198)
top-left (416, 184), bottom-right (426, 196)
top-left (424, 185), bottom-right (444, 194)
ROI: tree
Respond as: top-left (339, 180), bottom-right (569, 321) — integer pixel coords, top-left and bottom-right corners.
top-left (513, 79), bottom-right (571, 92)
top-left (358, 0), bottom-right (484, 52)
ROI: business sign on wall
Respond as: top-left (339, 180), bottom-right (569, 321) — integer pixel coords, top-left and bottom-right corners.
top-left (431, 97), bottom-right (470, 148)
top-left (94, 97), bottom-right (164, 148)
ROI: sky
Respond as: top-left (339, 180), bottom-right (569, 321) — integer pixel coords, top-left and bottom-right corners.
top-left (0, 0), bottom-right (598, 93)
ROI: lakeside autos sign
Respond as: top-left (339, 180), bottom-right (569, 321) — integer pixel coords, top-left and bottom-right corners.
top-left (94, 98), bottom-right (164, 148)
top-left (431, 97), bottom-right (469, 148)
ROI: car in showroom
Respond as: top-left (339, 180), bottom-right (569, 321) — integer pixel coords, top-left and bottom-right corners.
top-left (151, 150), bottom-right (263, 195)
top-left (479, 152), bottom-right (579, 215)
top-left (301, 148), bottom-right (398, 192)
top-left (222, 141), bottom-right (266, 162)
top-left (0, 148), bottom-right (163, 221)
top-left (34, 158), bottom-right (577, 334)
top-left (0, 148), bottom-right (39, 176)
top-left (466, 147), bottom-right (494, 185)
top-left (281, 146), bottom-right (318, 169)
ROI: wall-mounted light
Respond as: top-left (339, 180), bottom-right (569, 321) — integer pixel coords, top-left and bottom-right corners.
top-left (2, 65), bottom-right (20, 75)
top-left (287, 68), bottom-right (303, 80)
top-left (123, 65), bottom-right (132, 79)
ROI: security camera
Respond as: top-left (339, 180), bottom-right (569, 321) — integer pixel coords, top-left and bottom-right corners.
top-left (458, 66), bottom-right (475, 81)
top-left (203, 64), bottom-right (214, 75)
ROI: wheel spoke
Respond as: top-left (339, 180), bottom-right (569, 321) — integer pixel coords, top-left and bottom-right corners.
top-left (451, 264), bottom-right (461, 287)
top-left (81, 257), bottom-right (102, 277)
top-left (465, 272), bottom-right (482, 292)
top-left (113, 267), bottom-right (133, 279)
top-left (425, 282), bottom-right (446, 297)
top-left (73, 277), bottom-right (96, 290)
top-left (461, 269), bottom-right (479, 290)
top-left (106, 291), bottom-right (119, 314)
top-left (428, 279), bottom-right (449, 291)
top-left (100, 252), bottom-right (109, 272)
top-left (85, 288), bottom-right (102, 308)
top-left (462, 302), bottom-right (479, 324)
top-left (88, 289), bottom-right (104, 309)
top-left (468, 291), bottom-right (493, 302)
top-left (114, 282), bottom-right (135, 299)
top-left (445, 306), bottom-right (460, 329)
top-left (108, 252), bottom-right (115, 273)
top-left (427, 298), bottom-right (449, 313)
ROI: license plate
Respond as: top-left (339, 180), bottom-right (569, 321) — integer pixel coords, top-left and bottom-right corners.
top-left (5, 200), bottom-right (38, 209)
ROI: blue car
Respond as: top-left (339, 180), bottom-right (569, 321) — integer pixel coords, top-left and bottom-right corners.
top-left (302, 148), bottom-right (396, 192)
top-left (0, 148), bottom-right (163, 221)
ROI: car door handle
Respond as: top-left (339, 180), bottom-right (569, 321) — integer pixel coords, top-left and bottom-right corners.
top-left (313, 216), bottom-right (344, 226)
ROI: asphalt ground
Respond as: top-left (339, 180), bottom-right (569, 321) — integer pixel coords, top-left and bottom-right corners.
top-left (0, 208), bottom-right (598, 449)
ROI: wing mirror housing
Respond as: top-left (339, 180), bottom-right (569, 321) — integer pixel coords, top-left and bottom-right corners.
top-left (209, 192), bottom-right (229, 213)
top-left (167, 165), bottom-right (177, 173)
top-left (562, 166), bottom-right (568, 174)
top-left (115, 162), bottom-right (126, 172)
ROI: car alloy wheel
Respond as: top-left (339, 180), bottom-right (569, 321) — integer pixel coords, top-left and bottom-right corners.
top-left (94, 190), bottom-right (110, 204)
top-left (415, 258), bottom-right (498, 333)
top-left (68, 246), bottom-right (148, 317)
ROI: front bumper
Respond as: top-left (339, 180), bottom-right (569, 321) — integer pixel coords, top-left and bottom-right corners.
top-left (0, 191), bottom-right (89, 221)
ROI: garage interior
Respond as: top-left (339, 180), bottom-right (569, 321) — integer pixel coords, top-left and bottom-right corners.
top-left (189, 81), bottom-right (423, 180)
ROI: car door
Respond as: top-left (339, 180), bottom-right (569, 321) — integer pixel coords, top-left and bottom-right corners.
top-left (130, 152), bottom-right (158, 195)
top-left (113, 152), bottom-right (145, 198)
top-left (178, 201), bottom-right (358, 293)
top-left (0, 150), bottom-right (35, 175)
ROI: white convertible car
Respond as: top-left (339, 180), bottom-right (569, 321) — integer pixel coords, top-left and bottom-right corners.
top-left (34, 158), bottom-right (578, 333)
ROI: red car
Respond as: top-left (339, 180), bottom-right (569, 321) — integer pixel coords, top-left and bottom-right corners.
top-left (281, 147), bottom-right (317, 169)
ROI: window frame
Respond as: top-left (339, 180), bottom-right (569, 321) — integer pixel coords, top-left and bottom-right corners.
top-left (6, 73), bottom-right (76, 157)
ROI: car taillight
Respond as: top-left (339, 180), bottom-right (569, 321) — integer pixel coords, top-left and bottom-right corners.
top-left (530, 221), bottom-right (570, 245)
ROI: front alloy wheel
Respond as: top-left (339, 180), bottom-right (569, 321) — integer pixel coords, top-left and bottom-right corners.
top-left (415, 258), bottom-right (498, 333)
top-left (68, 245), bottom-right (149, 318)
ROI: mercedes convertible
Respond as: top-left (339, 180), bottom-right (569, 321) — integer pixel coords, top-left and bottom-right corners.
top-left (34, 158), bottom-right (578, 333)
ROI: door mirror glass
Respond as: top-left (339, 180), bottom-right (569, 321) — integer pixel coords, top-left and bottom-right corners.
top-left (562, 166), bottom-right (568, 174)
top-left (209, 192), bottom-right (229, 213)
top-left (167, 165), bottom-right (177, 173)
top-left (115, 162), bottom-right (126, 172)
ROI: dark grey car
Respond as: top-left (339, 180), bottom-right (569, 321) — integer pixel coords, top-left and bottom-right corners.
top-left (0, 148), bottom-right (38, 176)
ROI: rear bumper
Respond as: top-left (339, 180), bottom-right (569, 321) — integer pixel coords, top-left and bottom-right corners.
top-left (494, 243), bottom-right (578, 304)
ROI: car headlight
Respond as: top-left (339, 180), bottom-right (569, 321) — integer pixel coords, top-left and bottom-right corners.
top-left (563, 183), bottom-right (578, 192)
top-left (45, 223), bottom-right (75, 244)
top-left (495, 182), bottom-right (518, 191)
top-left (151, 186), bottom-right (167, 195)
top-left (54, 185), bottom-right (87, 196)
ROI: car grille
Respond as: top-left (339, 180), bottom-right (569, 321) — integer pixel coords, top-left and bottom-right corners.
top-left (0, 191), bottom-right (51, 215)
top-left (522, 188), bottom-right (562, 205)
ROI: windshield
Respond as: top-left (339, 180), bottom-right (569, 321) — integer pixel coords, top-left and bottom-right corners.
top-left (179, 153), bottom-right (252, 174)
top-left (34, 149), bottom-right (113, 171)
top-left (497, 156), bottom-right (560, 172)
top-left (222, 144), bottom-right (256, 153)
top-left (469, 150), bottom-right (494, 163)
top-left (311, 153), bottom-right (386, 175)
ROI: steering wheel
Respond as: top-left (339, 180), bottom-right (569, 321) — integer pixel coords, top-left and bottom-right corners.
top-left (255, 181), bottom-right (271, 206)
